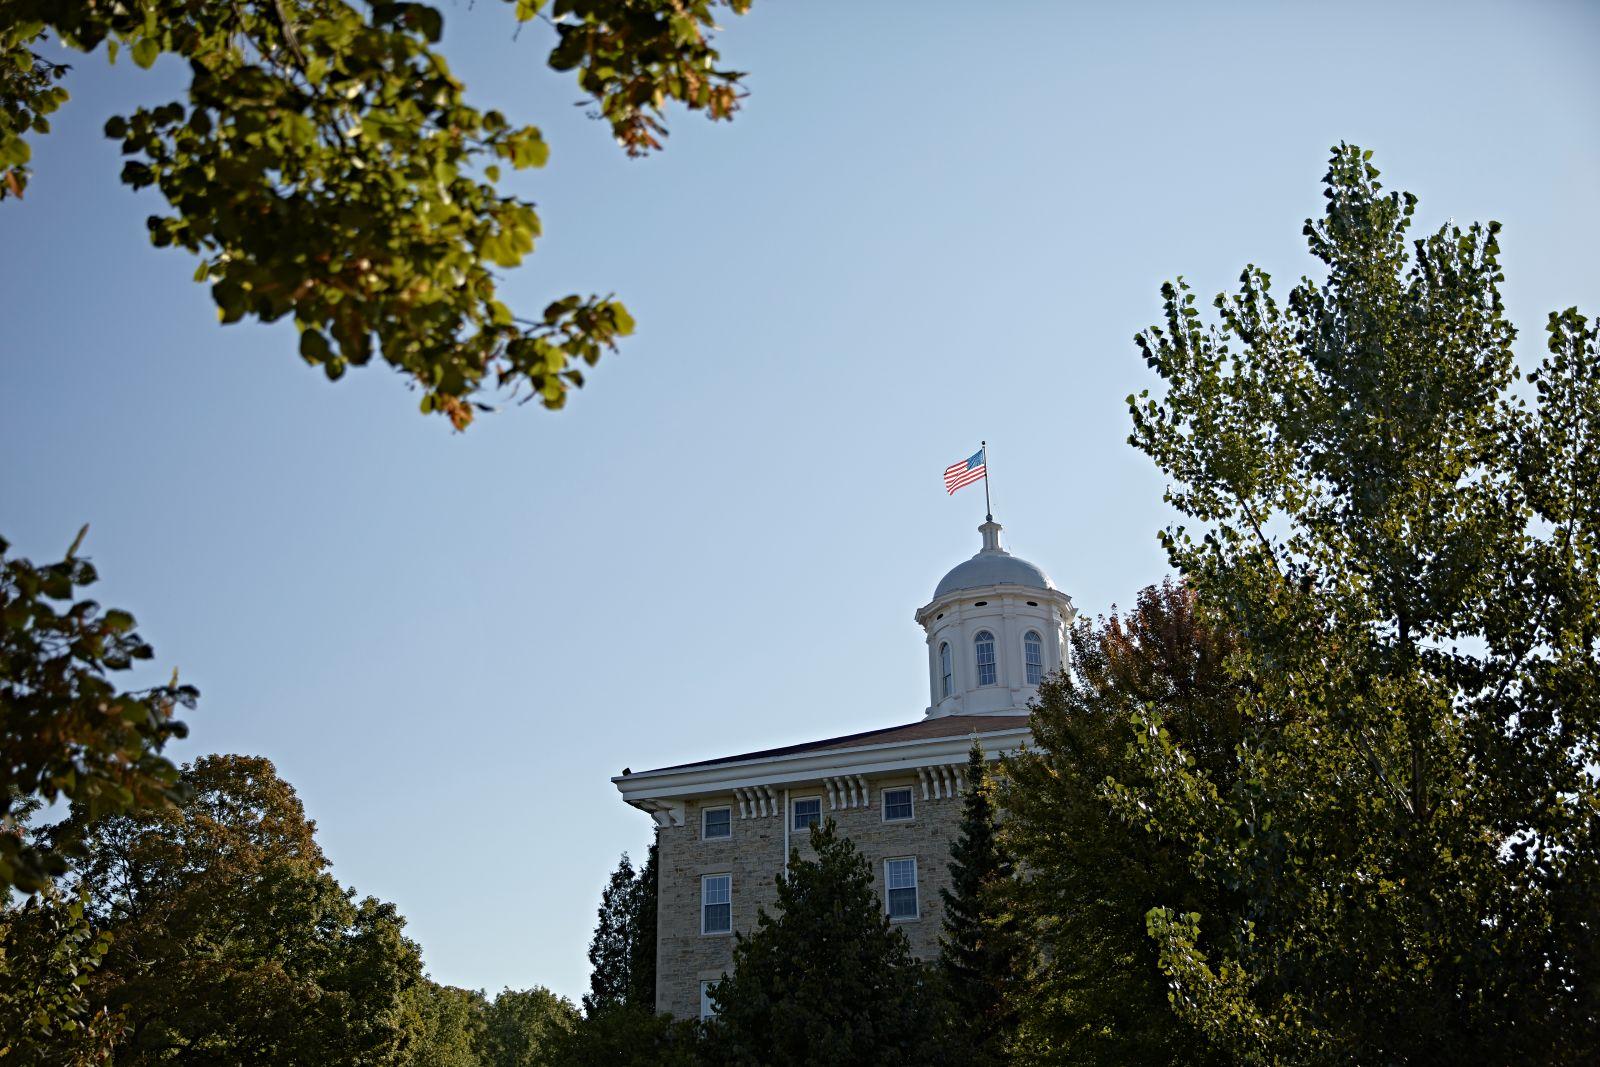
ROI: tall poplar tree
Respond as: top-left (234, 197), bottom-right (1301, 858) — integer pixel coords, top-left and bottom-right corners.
top-left (938, 742), bottom-right (1024, 1065)
top-left (1122, 144), bottom-right (1600, 1062)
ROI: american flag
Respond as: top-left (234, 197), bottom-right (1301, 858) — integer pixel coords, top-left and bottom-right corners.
top-left (944, 448), bottom-right (987, 495)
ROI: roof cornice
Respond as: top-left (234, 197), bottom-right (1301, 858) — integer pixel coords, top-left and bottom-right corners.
top-left (612, 725), bottom-right (1031, 807)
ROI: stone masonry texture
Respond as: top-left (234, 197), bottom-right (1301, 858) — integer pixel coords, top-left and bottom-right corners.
top-left (654, 771), bottom-right (965, 1019)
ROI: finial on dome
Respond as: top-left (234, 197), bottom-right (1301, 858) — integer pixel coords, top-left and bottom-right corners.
top-left (979, 519), bottom-right (1004, 554)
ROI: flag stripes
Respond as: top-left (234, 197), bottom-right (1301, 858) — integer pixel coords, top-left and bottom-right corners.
top-left (944, 448), bottom-right (987, 495)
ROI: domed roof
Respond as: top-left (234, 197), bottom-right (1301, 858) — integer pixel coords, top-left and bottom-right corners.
top-left (933, 520), bottom-right (1054, 599)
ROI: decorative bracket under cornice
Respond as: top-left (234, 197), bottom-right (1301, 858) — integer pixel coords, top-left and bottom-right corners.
top-left (917, 763), bottom-right (967, 800)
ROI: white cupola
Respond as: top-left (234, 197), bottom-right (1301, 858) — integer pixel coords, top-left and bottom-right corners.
top-left (914, 520), bottom-right (1075, 717)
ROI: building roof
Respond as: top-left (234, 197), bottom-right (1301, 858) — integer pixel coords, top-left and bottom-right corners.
top-left (932, 519), bottom-right (1054, 599)
top-left (632, 713), bottom-right (1031, 776)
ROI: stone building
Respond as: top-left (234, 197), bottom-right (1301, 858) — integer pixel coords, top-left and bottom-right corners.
top-left (612, 519), bottom-right (1074, 1019)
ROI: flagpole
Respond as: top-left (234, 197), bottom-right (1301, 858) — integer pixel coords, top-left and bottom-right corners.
top-left (982, 439), bottom-right (992, 522)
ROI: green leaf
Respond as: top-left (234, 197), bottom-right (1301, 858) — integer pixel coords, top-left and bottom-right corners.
top-left (131, 38), bottom-right (159, 70)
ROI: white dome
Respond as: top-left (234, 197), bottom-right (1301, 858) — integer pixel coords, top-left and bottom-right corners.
top-left (932, 521), bottom-right (1054, 599)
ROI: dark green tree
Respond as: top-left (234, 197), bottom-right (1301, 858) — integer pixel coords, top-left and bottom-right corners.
top-left (0, 0), bottom-right (758, 427)
top-left (1123, 144), bottom-right (1600, 1062)
top-left (479, 985), bottom-right (578, 1067)
top-left (1000, 580), bottom-right (1238, 1065)
top-left (582, 852), bottom-right (638, 1016)
top-left (705, 820), bottom-right (940, 1065)
top-left (544, 1003), bottom-right (702, 1067)
top-left (627, 839), bottom-right (658, 1011)
top-left (59, 754), bottom-right (424, 1065)
top-left (0, 528), bottom-right (195, 894)
top-left (938, 741), bottom-right (1025, 1065)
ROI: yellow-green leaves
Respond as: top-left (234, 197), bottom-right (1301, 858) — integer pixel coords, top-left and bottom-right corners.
top-left (129, 36), bottom-right (157, 68)
top-left (1, 0), bottom-right (757, 426)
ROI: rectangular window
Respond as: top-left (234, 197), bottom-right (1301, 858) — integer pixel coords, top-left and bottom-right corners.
top-left (886, 858), bottom-right (918, 920)
top-left (702, 806), bottom-right (731, 840)
top-left (700, 980), bottom-right (718, 1020)
top-left (882, 787), bottom-right (914, 822)
top-left (792, 797), bottom-right (821, 832)
top-left (702, 874), bottom-right (731, 934)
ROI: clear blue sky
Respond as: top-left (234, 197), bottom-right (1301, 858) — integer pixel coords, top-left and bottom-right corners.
top-left (3, 0), bottom-right (1597, 1003)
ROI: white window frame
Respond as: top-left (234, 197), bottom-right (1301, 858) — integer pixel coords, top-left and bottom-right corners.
top-left (881, 786), bottom-right (914, 823)
top-left (792, 795), bottom-right (822, 832)
top-left (699, 979), bottom-right (718, 1020)
top-left (701, 873), bottom-right (732, 935)
top-left (701, 805), bottom-right (732, 841)
top-left (939, 641), bottom-right (953, 697)
top-left (1024, 629), bottom-right (1043, 685)
top-left (885, 857), bottom-right (919, 921)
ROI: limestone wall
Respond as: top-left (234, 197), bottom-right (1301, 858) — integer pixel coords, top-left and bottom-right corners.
top-left (654, 772), bottom-right (966, 1019)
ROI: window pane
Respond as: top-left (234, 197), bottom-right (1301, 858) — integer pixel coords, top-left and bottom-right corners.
top-left (700, 981), bottom-right (717, 1020)
top-left (704, 902), bottom-right (731, 933)
top-left (887, 859), bottom-right (917, 889)
top-left (1025, 630), bottom-right (1043, 685)
top-left (793, 798), bottom-right (821, 831)
top-left (704, 807), bottom-right (731, 839)
top-left (939, 643), bottom-right (952, 697)
top-left (888, 886), bottom-right (917, 919)
top-left (704, 875), bottom-right (730, 904)
top-left (883, 788), bottom-right (913, 821)
top-left (975, 630), bottom-right (996, 687)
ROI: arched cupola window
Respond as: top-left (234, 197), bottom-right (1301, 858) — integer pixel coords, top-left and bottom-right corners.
top-left (939, 642), bottom-right (953, 698)
top-left (1024, 630), bottom-right (1043, 685)
top-left (974, 630), bottom-right (997, 687)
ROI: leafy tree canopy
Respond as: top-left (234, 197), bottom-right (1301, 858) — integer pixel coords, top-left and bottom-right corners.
top-left (0, 528), bottom-right (194, 893)
top-left (0, 0), bottom-right (755, 427)
top-left (1122, 144), bottom-right (1600, 1063)
top-left (1001, 580), bottom-right (1238, 1066)
top-left (479, 984), bottom-right (579, 1067)
top-left (0, 877), bottom-right (117, 1064)
top-left (400, 980), bottom-right (487, 1067)
top-left (54, 754), bottom-right (425, 1065)
top-left (544, 1002), bottom-right (701, 1067)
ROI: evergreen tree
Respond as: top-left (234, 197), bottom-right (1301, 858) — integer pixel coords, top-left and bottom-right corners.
top-left (627, 839), bottom-right (659, 1011)
top-left (582, 853), bottom-right (638, 1016)
top-left (1001, 581), bottom-right (1238, 1066)
top-left (938, 741), bottom-right (1024, 1064)
top-left (706, 820), bottom-right (941, 1065)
